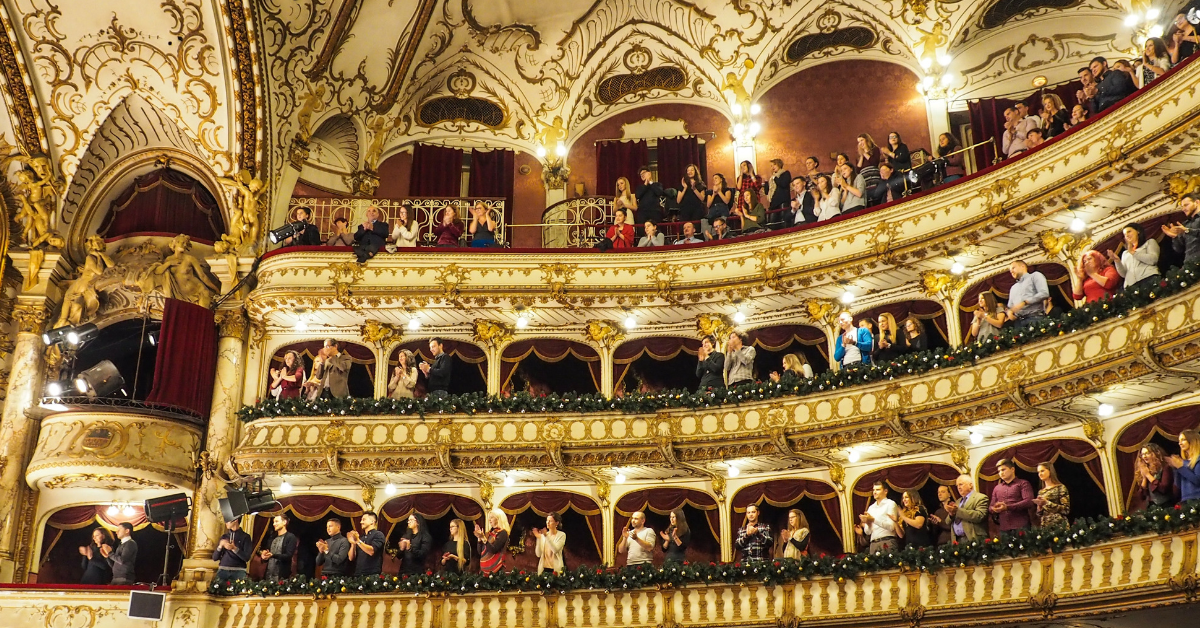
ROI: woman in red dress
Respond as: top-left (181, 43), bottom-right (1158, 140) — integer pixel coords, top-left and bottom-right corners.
top-left (474, 508), bottom-right (510, 574)
top-left (271, 350), bottom-right (305, 399)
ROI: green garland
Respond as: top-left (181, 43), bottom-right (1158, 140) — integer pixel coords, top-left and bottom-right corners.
top-left (238, 262), bottom-right (1200, 422)
top-left (211, 501), bottom-right (1199, 597)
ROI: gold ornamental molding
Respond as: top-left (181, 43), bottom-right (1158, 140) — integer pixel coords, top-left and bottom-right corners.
top-left (584, 320), bottom-right (624, 349)
top-left (360, 319), bottom-right (402, 347)
top-left (222, 0), bottom-right (262, 172)
top-left (11, 304), bottom-right (46, 335)
top-left (472, 319), bottom-right (513, 349)
top-left (215, 308), bottom-right (248, 339)
top-left (0, 5), bottom-right (47, 153)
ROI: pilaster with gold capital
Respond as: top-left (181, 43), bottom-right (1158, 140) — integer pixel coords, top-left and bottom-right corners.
top-left (0, 303), bottom-right (47, 580)
top-left (919, 270), bottom-right (969, 348)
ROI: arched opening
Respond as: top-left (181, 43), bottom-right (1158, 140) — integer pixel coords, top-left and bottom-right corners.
top-left (269, 341), bottom-right (377, 399)
top-left (978, 438), bottom-right (1108, 525)
top-left (99, 168), bottom-right (224, 242)
top-left (731, 479), bottom-right (842, 558)
top-left (1115, 405), bottom-right (1200, 511)
top-left (745, 324), bottom-right (829, 379)
top-left (249, 495), bottom-right (363, 580)
top-left (959, 263), bottom-right (1073, 333)
top-left (852, 463), bottom-right (961, 548)
top-left (72, 318), bottom-right (162, 401)
top-left (614, 488), bottom-right (720, 566)
top-left (614, 337), bottom-right (701, 393)
top-left (500, 491), bottom-right (603, 571)
top-left (380, 493), bottom-right (483, 574)
top-left (35, 504), bottom-right (186, 585)
top-left (501, 339), bottom-right (600, 395)
top-left (393, 340), bottom-right (487, 397)
top-left (1091, 213), bottom-right (1188, 276)
top-left (853, 300), bottom-right (950, 354)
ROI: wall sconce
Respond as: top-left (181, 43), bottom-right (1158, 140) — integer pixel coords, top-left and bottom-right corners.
top-left (1126, 7), bottom-right (1164, 45)
top-left (915, 51), bottom-right (957, 101)
top-left (730, 101), bottom-right (763, 169)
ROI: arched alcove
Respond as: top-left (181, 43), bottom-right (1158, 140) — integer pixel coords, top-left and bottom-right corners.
top-left (392, 340), bottom-right (487, 397)
top-left (380, 493), bottom-right (484, 574)
top-left (269, 341), bottom-right (376, 399)
top-left (959, 263), bottom-right (1073, 333)
top-left (851, 463), bottom-right (962, 526)
top-left (745, 324), bottom-right (828, 378)
top-left (731, 479), bottom-right (842, 557)
top-left (249, 495), bottom-right (364, 580)
top-left (977, 438), bottom-right (1108, 525)
top-left (99, 168), bottom-right (224, 242)
top-left (614, 488), bottom-right (720, 566)
top-left (36, 504), bottom-right (186, 585)
top-left (614, 337), bottom-right (701, 393)
top-left (501, 339), bottom-right (600, 395)
top-left (1091, 214), bottom-right (1188, 276)
top-left (1115, 405), bottom-right (1200, 510)
top-left (853, 300), bottom-right (950, 353)
top-left (500, 491), bottom-right (603, 572)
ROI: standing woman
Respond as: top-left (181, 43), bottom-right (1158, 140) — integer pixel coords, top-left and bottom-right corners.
top-left (271, 351), bottom-right (305, 399)
top-left (880, 132), bottom-right (911, 178)
top-left (434, 206), bottom-right (464, 247)
top-left (302, 347), bottom-right (328, 402)
top-left (780, 509), bottom-right (810, 559)
top-left (388, 349), bottom-right (418, 399)
top-left (968, 292), bottom-right (1007, 343)
top-left (677, 164), bottom-right (707, 222)
top-left (896, 490), bottom-right (933, 549)
top-left (398, 513), bottom-right (433, 574)
top-left (79, 527), bottom-right (114, 584)
top-left (706, 174), bottom-right (733, 222)
top-left (475, 508), bottom-right (510, 574)
top-left (534, 512), bottom-right (567, 574)
top-left (1139, 37), bottom-right (1171, 88)
top-left (614, 178), bottom-right (638, 226)
top-left (660, 507), bottom-right (691, 564)
top-left (1033, 462), bottom-right (1071, 529)
top-left (814, 175), bottom-right (841, 222)
top-left (1166, 429), bottom-right (1200, 503)
top-left (936, 133), bottom-right (965, 183)
top-left (1040, 94), bottom-right (1070, 139)
top-left (873, 313), bottom-right (903, 363)
top-left (388, 203), bottom-right (418, 250)
top-left (835, 163), bottom-right (867, 213)
top-left (1072, 250), bottom-right (1120, 303)
top-left (440, 518), bottom-right (472, 573)
top-left (855, 134), bottom-right (882, 187)
top-left (1136, 443), bottom-right (1179, 509)
top-left (1108, 222), bottom-right (1160, 291)
top-left (901, 316), bottom-right (928, 353)
top-left (467, 201), bottom-right (497, 247)
top-left (733, 161), bottom-right (762, 218)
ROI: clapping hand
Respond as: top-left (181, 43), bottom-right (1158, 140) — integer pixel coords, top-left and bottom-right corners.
top-left (858, 512), bottom-right (874, 525)
top-left (945, 501), bottom-right (959, 516)
top-left (928, 514), bottom-right (942, 525)
top-left (1162, 222), bottom-right (1189, 238)
top-left (79, 545), bottom-right (91, 558)
top-left (990, 501), bottom-right (1008, 513)
top-left (474, 523), bottom-right (485, 539)
top-left (745, 523), bottom-right (758, 536)
top-left (99, 544), bottom-right (112, 558)
top-left (398, 538), bottom-right (411, 550)
top-left (769, 371), bottom-right (781, 382)
top-left (316, 539), bottom-right (329, 553)
top-left (260, 549), bottom-right (273, 560)
top-left (219, 539), bottom-right (234, 551)
top-left (1032, 497), bottom-right (1047, 508)
top-left (346, 530), bottom-right (359, 543)
top-left (419, 362), bottom-right (431, 375)
top-left (659, 530), bottom-right (670, 541)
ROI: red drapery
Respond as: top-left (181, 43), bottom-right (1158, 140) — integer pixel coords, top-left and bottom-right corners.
top-left (730, 479), bottom-right (842, 548)
top-left (977, 438), bottom-right (1104, 497)
top-left (1116, 405), bottom-right (1200, 509)
top-left (656, 136), bottom-right (706, 191)
top-left (380, 493), bottom-right (483, 532)
top-left (746, 325), bottom-right (829, 361)
top-left (613, 337), bottom-right (701, 389)
top-left (99, 168), bottom-right (224, 242)
top-left (395, 340), bottom-right (487, 396)
top-left (42, 505), bottom-right (189, 566)
top-left (467, 148), bottom-right (515, 225)
top-left (500, 491), bottom-right (603, 562)
top-left (852, 301), bottom-right (949, 344)
top-left (596, 140), bottom-right (649, 196)
top-left (409, 144), bottom-right (464, 197)
top-left (959, 263), bottom-right (1071, 331)
top-left (500, 339), bottom-right (601, 392)
top-left (966, 80), bottom-right (1081, 166)
top-left (145, 299), bottom-right (216, 417)
top-left (614, 488), bottom-right (720, 544)
top-left (851, 463), bottom-right (961, 515)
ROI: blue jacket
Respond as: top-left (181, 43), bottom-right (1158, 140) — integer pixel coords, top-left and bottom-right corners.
top-left (833, 328), bottom-right (874, 366)
top-left (1178, 459), bottom-right (1200, 503)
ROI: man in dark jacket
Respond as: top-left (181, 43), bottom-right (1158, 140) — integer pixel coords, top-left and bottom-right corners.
top-left (1163, 193), bottom-right (1200, 265)
top-left (212, 518), bottom-right (254, 583)
top-left (315, 518), bottom-right (352, 576)
top-left (347, 512), bottom-right (386, 576)
top-left (353, 206), bottom-right (389, 262)
top-left (261, 513), bottom-right (298, 581)
top-left (281, 206), bottom-right (322, 247)
top-left (104, 522), bottom-right (138, 585)
top-left (634, 167), bottom-right (666, 224)
top-left (695, 335), bottom-right (725, 391)
top-left (420, 337), bottom-right (453, 397)
top-left (764, 159), bottom-right (792, 211)
top-left (1090, 57), bottom-right (1136, 112)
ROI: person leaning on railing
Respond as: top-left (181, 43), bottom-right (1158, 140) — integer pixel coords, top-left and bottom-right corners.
top-left (1107, 222), bottom-right (1160, 291)
top-left (468, 201), bottom-right (497, 248)
top-left (435, 206), bottom-right (465, 247)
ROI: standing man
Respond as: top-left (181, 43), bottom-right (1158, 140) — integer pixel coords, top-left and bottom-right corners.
top-left (1001, 107), bottom-right (1038, 158)
top-left (353, 206), bottom-right (389, 263)
top-left (857, 481), bottom-right (901, 554)
top-left (280, 206), bottom-right (322, 247)
top-left (734, 504), bottom-right (774, 561)
top-left (321, 340), bottom-right (352, 398)
top-left (1162, 193), bottom-right (1200, 265)
top-left (723, 331), bottom-right (756, 388)
top-left (617, 511), bottom-right (656, 567)
top-left (261, 513), bottom-right (298, 581)
top-left (212, 518), bottom-right (254, 583)
top-left (1090, 56), bottom-right (1137, 112)
top-left (695, 334), bottom-right (725, 391)
top-left (635, 167), bottom-right (666, 224)
top-left (347, 511), bottom-right (386, 577)
top-left (764, 159), bottom-right (793, 211)
top-left (315, 518), bottom-right (352, 577)
top-left (420, 337), bottom-right (453, 397)
top-left (989, 459), bottom-right (1036, 533)
top-left (1004, 261), bottom-right (1050, 328)
top-left (946, 475), bottom-right (990, 542)
top-left (1076, 66), bottom-right (1098, 115)
top-left (102, 522), bottom-right (138, 585)
top-left (833, 311), bottom-right (873, 368)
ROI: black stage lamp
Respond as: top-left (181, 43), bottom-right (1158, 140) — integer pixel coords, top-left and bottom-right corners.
top-left (66, 323), bottom-right (98, 346)
top-left (45, 380), bottom-right (72, 397)
top-left (42, 325), bottom-right (71, 346)
top-left (144, 493), bottom-right (191, 523)
top-left (74, 360), bottom-right (126, 397)
top-left (268, 221), bottom-right (304, 244)
top-left (219, 488), bottom-right (281, 522)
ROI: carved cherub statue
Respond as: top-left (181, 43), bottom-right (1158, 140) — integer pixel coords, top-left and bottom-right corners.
top-left (295, 84), bottom-right (327, 143)
top-left (5, 152), bottom-right (65, 248)
top-left (913, 21), bottom-right (948, 62)
top-left (719, 59), bottom-right (755, 112)
top-left (138, 234), bottom-right (220, 307)
top-left (215, 170), bottom-right (266, 253)
top-left (54, 235), bottom-right (116, 328)
top-left (534, 116), bottom-right (568, 154)
top-left (363, 115), bottom-right (394, 170)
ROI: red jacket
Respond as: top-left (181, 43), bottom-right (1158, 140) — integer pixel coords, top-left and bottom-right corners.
top-left (607, 224), bottom-right (634, 249)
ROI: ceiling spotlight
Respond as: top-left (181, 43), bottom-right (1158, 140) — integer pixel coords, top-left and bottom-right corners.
top-left (624, 315), bottom-right (637, 330)
top-left (516, 316), bottom-right (529, 329)
top-left (74, 361), bottom-right (126, 398)
top-left (1124, 14), bottom-right (1140, 27)
top-left (733, 310), bottom-right (746, 324)
top-left (1069, 217), bottom-right (1086, 233)
top-left (148, 331), bottom-right (158, 346)
top-left (407, 318), bottom-right (421, 331)
top-left (279, 481), bottom-right (292, 494)
top-left (294, 320), bottom-right (307, 332)
top-left (969, 430), bottom-right (984, 445)
top-left (1098, 403), bottom-right (1115, 417)
top-left (42, 326), bottom-right (70, 346)
top-left (847, 449), bottom-right (861, 463)
top-left (45, 381), bottom-right (67, 397)
top-left (839, 290), bottom-right (855, 304)
top-left (614, 471), bottom-right (626, 484)
top-left (503, 472), bottom-right (515, 487)
top-left (950, 262), bottom-right (966, 275)
top-left (726, 464), bottom-right (740, 478)
top-left (385, 483), bottom-right (397, 496)
top-left (66, 323), bottom-right (98, 346)
top-left (1032, 75), bottom-right (1048, 88)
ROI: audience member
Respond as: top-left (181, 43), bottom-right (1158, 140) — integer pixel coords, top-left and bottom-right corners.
top-left (1033, 462), bottom-right (1071, 529)
top-left (927, 484), bottom-right (959, 545)
top-left (605, 208), bottom-right (635, 249)
top-left (735, 504), bottom-right (774, 561)
top-left (857, 481), bottom-right (900, 554)
top-left (873, 312), bottom-right (903, 363)
top-left (1162, 193), bottom-right (1200, 264)
top-left (769, 352), bottom-right (814, 381)
top-left (787, 177), bottom-right (815, 225)
top-left (315, 518), bottom-right (351, 577)
top-left (79, 527), bottom-right (114, 585)
top-left (440, 519), bottom-right (472, 574)
top-left (1041, 94), bottom-right (1070, 138)
top-left (635, 167), bottom-right (667, 224)
top-left (734, 160), bottom-right (763, 218)
top-left (814, 174), bottom-right (841, 222)
top-left (989, 458), bottom-right (1036, 532)
top-left (1002, 106), bottom-right (1038, 157)
top-left (881, 131), bottom-right (912, 174)
top-left (737, 189), bottom-right (768, 233)
top-left (1113, 59), bottom-right (1138, 87)
top-left (637, 221), bottom-right (664, 247)
top-left (675, 221), bottom-right (703, 244)
top-left (393, 513), bottom-right (429, 575)
top-left (103, 522), bottom-right (137, 585)
top-left (281, 206), bottom-right (321, 247)
top-left (969, 292), bottom-right (1006, 342)
top-left (388, 349), bottom-right (418, 399)
top-left (696, 334), bottom-right (725, 391)
top-left (320, 341), bottom-right (352, 398)
top-left (1090, 56), bottom-right (1137, 112)
top-left (614, 177), bottom-right (638, 225)
top-left (1025, 127), bottom-right (1045, 150)
top-left (1139, 37), bottom-right (1172, 88)
top-left (1167, 12), bottom-right (1200, 64)
top-left (534, 512), bottom-right (567, 574)
top-left (705, 216), bottom-right (732, 241)
top-left (301, 346), bottom-right (328, 401)
top-left (676, 164), bottom-right (707, 222)
top-left (1072, 250), bottom-right (1121, 303)
top-left (856, 134), bottom-right (882, 185)
top-left (834, 311), bottom-right (872, 368)
top-left (1108, 222), bottom-right (1161, 290)
top-left (706, 174), bottom-right (733, 221)
top-left (661, 508), bottom-right (691, 564)
top-left (476, 508), bottom-right (511, 574)
top-left (896, 490), bottom-right (933, 549)
top-left (387, 203), bottom-right (418, 250)
top-left (723, 331), bottom-right (755, 387)
top-left (1167, 429), bottom-right (1200, 502)
top-left (420, 338), bottom-right (452, 397)
top-left (901, 316), bottom-right (928, 353)
top-left (866, 162), bottom-right (897, 207)
top-left (835, 163), bottom-right (867, 213)
top-left (765, 159), bottom-right (792, 211)
top-left (213, 518), bottom-right (254, 583)
top-left (937, 133), bottom-right (965, 182)
top-left (1043, 296), bottom-right (1065, 318)
top-left (1005, 260), bottom-right (1050, 326)
top-left (947, 475), bottom-right (989, 542)
top-left (1069, 104), bottom-right (1089, 128)
top-left (617, 511), bottom-right (655, 566)
top-left (261, 514), bottom-right (297, 581)
top-left (434, 206), bottom-right (464, 247)
top-left (326, 216), bottom-right (353, 246)
top-left (269, 350), bottom-right (305, 399)
top-left (781, 509), bottom-right (810, 559)
top-left (467, 201), bottom-right (497, 247)
top-left (353, 206), bottom-right (389, 262)
top-left (859, 319), bottom-right (877, 356)
top-left (1135, 443), bottom-right (1179, 509)
top-left (349, 511), bottom-right (387, 576)
top-left (1076, 66), bottom-right (1098, 115)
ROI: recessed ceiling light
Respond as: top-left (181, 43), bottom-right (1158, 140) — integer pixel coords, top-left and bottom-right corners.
top-left (408, 318), bottom-right (421, 331)
top-left (624, 315), bottom-right (637, 329)
top-left (847, 450), bottom-right (861, 463)
top-left (1098, 404), bottom-right (1115, 417)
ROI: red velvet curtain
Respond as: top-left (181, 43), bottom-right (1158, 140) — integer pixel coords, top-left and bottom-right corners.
top-left (41, 505), bottom-right (188, 574)
top-left (853, 301), bottom-right (949, 344)
top-left (410, 144), bottom-right (464, 197)
top-left (146, 299), bottom-right (216, 417)
top-left (959, 263), bottom-right (1071, 331)
top-left (1116, 406), bottom-right (1200, 509)
top-left (978, 438), bottom-right (1104, 497)
top-left (746, 325), bottom-right (829, 361)
top-left (100, 168), bottom-right (224, 242)
top-left (613, 337), bottom-right (701, 390)
top-left (656, 136), bottom-right (705, 191)
top-left (500, 339), bottom-right (600, 392)
top-left (614, 488), bottom-right (720, 544)
top-left (395, 340), bottom-right (487, 396)
top-left (596, 140), bottom-right (649, 196)
top-left (380, 494), bottom-right (483, 533)
top-left (730, 479), bottom-right (842, 548)
top-left (966, 80), bottom-right (1082, 167)
top-left (468, 148), bottom-right (515, 224)
top-left (500, 491), bottom-right (603, 562)
top-left (851, 463), bottom-right (961, 515)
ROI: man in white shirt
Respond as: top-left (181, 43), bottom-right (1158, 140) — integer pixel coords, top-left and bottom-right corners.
top-left (617, 511), bottom-right (656, 566)
top-left (1001, 107), bottom-right (1038, 158)
top-left (857, 481), bottom-right (900, 554)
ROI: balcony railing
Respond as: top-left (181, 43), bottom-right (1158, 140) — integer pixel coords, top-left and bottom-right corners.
top-left (287, 197), bottom-right (507, 246)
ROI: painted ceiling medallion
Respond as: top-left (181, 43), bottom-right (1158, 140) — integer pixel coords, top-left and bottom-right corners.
top-left (623, 44), bottom-right (655, 74)
top-left (447, 68), bottom-right (478, 99)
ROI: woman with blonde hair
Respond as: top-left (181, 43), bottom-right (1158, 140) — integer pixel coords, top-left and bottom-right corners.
top-left (474, 508), bottom-right (511, 574)
top-left (1040, 93), bottom-right (1069, 138)
top-left (874, 312), bottom-right (902, 363)
top-left (614, 177), bottom-right (637, 226)
top-left (1167, 429), bottom-right (1200, 502)
top-left (440, 518), bottom-right (472, 573)
top-left (781, 508), bottom-right (810, 558)
top-left (388, 349), bottom-right (418, 399)
top-left (770, 353), bottom-right (813, 381)
top-left (1033, 462), bottom-right (1070, 528)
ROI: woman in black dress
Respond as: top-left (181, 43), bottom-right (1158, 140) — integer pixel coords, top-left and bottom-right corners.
top-left (79, 527), bottom-right (114, 584)
top-left (676, 164), bottom-right (707, 222)
top-left (660, 508), bottom-right (691, 564)
top-left (896, 490), bottom-right (933, 549)
top-left (440, 518), bottom-right (472, 573)
top-left (398, 513), bottom-right (432, 574)
top-left (901, 316), bottom-right (929, 353)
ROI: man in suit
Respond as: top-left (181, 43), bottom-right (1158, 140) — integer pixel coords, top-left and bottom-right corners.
top-left (212, 518), bottom-right (254, 584)
top-left (723, 331), bottom-right (756, 387)
top-left (353, 206), bottom-right (389, 263)
top-left (321, 341), bottom-right (352, 398)
top-left (695, 335), bottom-right (725, 391)
top-left (103, 522), bottom-right (138, 585)
top-left (634, 167), bottom-right (666, 224)
top-left (764, 159), bottom-right (792, 211)
top-left (315, 518), bottom-right (352, 577)
top-left (420, 337), bottom-right (452, 397)
top-left (946, 474), bottom-right (990, 542)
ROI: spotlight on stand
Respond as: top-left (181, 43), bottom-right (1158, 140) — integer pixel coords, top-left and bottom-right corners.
top-left (144, 493), bottom-right (191, 587)
top-left (66, 323), bottom-right (98, 346)
top-left (74, 360), bottom-right (126, 398)
top-left (45, 380), bottom-right (70, 397)
top-left (219, 487), bottom-right (281, 523)
top-left (42, 325), bottom-right (71, 346)
top-left (268, 221), bottom-right (304, 245)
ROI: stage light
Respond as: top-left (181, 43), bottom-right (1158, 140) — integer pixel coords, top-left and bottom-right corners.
top-left (74, 360), bottom-right (126, 398)
top-left (43, 326), bottom-right (70, 346)
top-left (624, 315), bottom-right (637, 329)
top-left (1098, 403), bottom-right (1115, 417)
top-left (840, 290), bottom-right (855, 304)
top-left (847, 449), bottom-right (861, 463)
top-left (268, 221), bottom-right (303, 244)
top-left (408, 318), bottom-right (421, 331)
top-left (144, 493), bottom-right (190, 523)
top-left (148, 331), bottom-right (157, 346)
top-left (66, 323), bottom-right (98, 346)
top-left (950, 262), bottom-right (966, 275)
top-left (1069, 217), bottom-right (1087, 233)
top-left (219, 488), bottom-right (281, 523)
top-left (749, 103), bottom-right (761, 115)
top-left (45, 381), bottom-right (67, 397)
top-left (385, 483), bottom-right (397, 496)
top-left (969, 430), bottom-right (984, 445)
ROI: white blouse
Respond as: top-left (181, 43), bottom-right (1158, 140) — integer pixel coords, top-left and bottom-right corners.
top-left (816, 189), bottom-right (842, 222)
top-left (391, 223), bottom-right (418, 248)
top-left (535, 530), bottom-right (567, 574)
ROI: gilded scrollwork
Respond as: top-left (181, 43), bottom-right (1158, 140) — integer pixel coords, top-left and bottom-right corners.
top-left (361, 319), bottom-right (402, 347)
top-left (472, 319), bottom-right (514, 349)
top-left (585, 320), bottom-right (624, 349)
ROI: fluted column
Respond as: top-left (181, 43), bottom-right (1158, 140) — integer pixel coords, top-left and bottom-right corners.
top-left (718, 498), bottom-right (733, 562)
top-left (942, 298), bottom-right (963, 348)
top-left (839, 487), bottom-right (857, 553)
top-left (599, 346), bottom-right (614, 397)
top-left (0, 305), bottom-right (48, 581)
top-left (484, 346), bottom-right (502, 396)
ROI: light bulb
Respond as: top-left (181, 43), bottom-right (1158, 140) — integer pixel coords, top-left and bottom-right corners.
top-left (936, 52), bottom-right (952, 67)
top-left (294, 320), bottom-right (307, 332)
top-left (847, 450), bottom-right (861, 463)
top-left (503, 473), bottom-right (515, 487)
top-left (749, 103), bottom-right (761, 115)
top-left (516, 316), bottom-right (529, 329)
top-left (1149, 24), bottom-right (1164, 38)
top-left (536, 145), bottom-right (547, 158)
top-left (920, 57), bottom-right (933, 70)
top-left (1125, 14), bottom-right (1140, 27)
top-left (840, 290), bottom-right (855, 304)
top-left (624, 315), bottom-right (637, 330)
top-left (727, 464), bottom-right (740, 478)
top-left (733, 123), bottom-right (746, 135)
top-left (385, 483), bottom-right (397, 495)
top-left (122, 505), bottom-right (135, 517)
top-left (748, 122), bottom-right (761, 136)
top-left (950, 262), bottom-right (965, 275)
top-left (107, 505), bottom-right (118, 516)
top-left (1069, 217), bottom-right (1086, 233)
top-left (280, 481), bottom-right (292, 493)
top-left (555, 141), bottom-right (567, 158)
top-left (614, 471), bottom-right (626, 484)
top-left (731, 103), bottom-right (743, 116)
top-left (733, 311), bottom-right (746, 324)
top-left (915, 82), bottom-right (926, 95)
top-left (941, 72), bottom-right (955, 87)
top-left (46, 381), bottom-right (63, 397)
top-left (969, 430), bottom-right (984, 445)
top-left (1098, 403), bottom-right (1114, 417)
top-left (1146, 8), bottom-right (1161, 20)
top-left (407, 318), bottom-right (420, 331)
top-left (922, 75), bottom-right (935, 88)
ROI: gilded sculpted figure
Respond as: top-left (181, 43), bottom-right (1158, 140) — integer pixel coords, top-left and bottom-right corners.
top-left (719, 59), bottom-right (755, 112)
top-left (295, 84), bottom-right (327, 142)
top-left (913, 21), bottom-right (948, 61)
top-left (5, 153), bottom-right (65, 249)
top-left (138, 234), bottom-right (220, 307)
top-left (534, 116), bottom-right (568, 153)
top-left (363, 115), bottom-right (394, 170)
top-left (54, 235), bottom-right (115, 329)
top-left (215, 170), bottom-right (266, 253)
